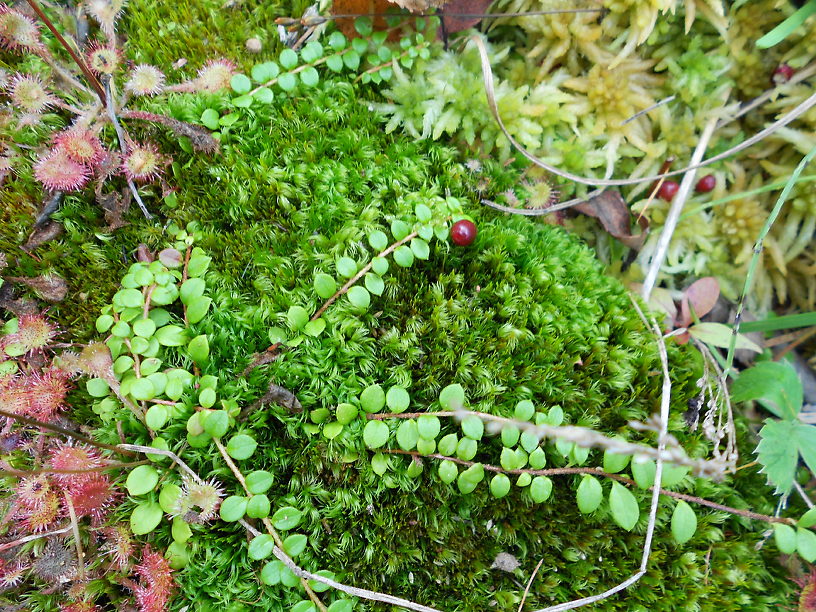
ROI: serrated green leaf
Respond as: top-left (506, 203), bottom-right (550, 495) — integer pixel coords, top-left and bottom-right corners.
top-left (756, 419), bottom-right (816, 495)
top-left (609, 482), bottom-right (639, 530)
top-left (732, 361), bottom-right (803, 419)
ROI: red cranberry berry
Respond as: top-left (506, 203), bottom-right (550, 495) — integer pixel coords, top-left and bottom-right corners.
top-left (657, 180), bottom-right (680, 202)
top-left (695, 174), bottom-right (716, 194)
top-left (451, 219), bottom-right (477, 246)
top-left (773, 63), bottom-right (795, 85)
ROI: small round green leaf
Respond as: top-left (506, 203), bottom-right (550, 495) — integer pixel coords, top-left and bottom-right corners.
top-left (304, 318), bottom-right (326, 337)
top-left (603, 448), bottom-right (631, 474)
top-left (159, 484), bottom-right (181, 514)
top-left (439, 460), bottom-right (457, 483)
top-left (347, 286), bottom-right (370, 310)
top-left (393, 245), bottom-right (414, 267)
top-left (271, 505), bottom-right (302, 530)
top-left (501, 426), bottom-right (520, 447)
top-left (371, 257), bottom-right (389, 276)
top-left (251, 61), bottom-right (280, 82)
top-left (87, 378), bottom-right (110, 398)
top-left (336, 403), bottom-right (358, 424)
top-left (410, 238), bottom-right (430, 260)
top-left (386, 386), bottom-right (410, 412)
top-left (490, 474), bottom-right (511, 498)
top-left (227, 434), bottom-right (257, 460)
top-left (246, 494), bottom-right (271, 519)
top-left (631, 457), bottom-right (657, 489)
top-left (364, 273), bottom-right (385, 296)
top-left (360, 384), bottom-right (386, 413)
top-left (130, 501), bottom-right (162, 535)
top-left (220, 495), bottom-right (248, 522)
top-left (336, 257), bottom-right (357, 278)
top-left (396, 419), bottom-right (419, 450)
top-left (774, 523), bottom-right (797, 554)
top-left (368, 230), bottom-right (388, 251)
top-left (530, 476), bottom-right (553, 502)
top-left (439, 384), bottom-right (465, 410)
top-left (278, 72), bottom-right (297, 91)
top-left (438, 433), bottom-right (458, 456)
top-left (514, 400), bottom-right (535, 421)
top-left (287, 306), bottom-right (310, 330)
top-left (200, 109), bottom-right (220, 130)
top-left (248, 534), bottom-right (276, 560)
top-left (314, 273), bottom-right (337, 299)
top-left (261, 560), bottom-right (284, 585)
top-left (230, 73), bottom-right (251, 94)
top-left (576, 475), bottom-right (603, 514)
top-left (145, 404), bottom-right (168, 430)
top-left (203, 410), bottom-right (229, 438)
top-left (126, 465), bottom-right (159, 496)
top-left (363, 420), bottom-right (389, 449)
top-left (417, 415), bottom-right (441, 440)
top-left (456, 437), bottom-right (477, 461)
top-left (800, 507), bottom-right (816, 529)
top-left (799, 528), bottom-right (816, 562)
top-left (279, 48), bottom-right (298, 69)
top-left (172, 516), bottom-right (192, 543)
top-left (246, 470), bottom-right (274, 494)
top-left (187, 334), bottom-right (210, 365)
top-left (299, 66), bottom-right (319, 87)
top-left (283, 533), bottom-right (308, 557)
top-left (609, 481), bottom-right (639, 530)
top-left (671, 499), bottom-right (697, 544)
top-left (461, 416), bottom-right (484, 440)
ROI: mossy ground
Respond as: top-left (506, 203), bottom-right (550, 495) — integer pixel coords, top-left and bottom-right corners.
top-left (0, 1), bottom-right (799, 610)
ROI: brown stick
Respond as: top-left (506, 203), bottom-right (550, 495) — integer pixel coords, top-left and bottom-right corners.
top-left (24, 0), bottom-right (107, 104)
top-left (311, 231), bottom-right (418, 322)
top-left (381, 449), bottom-right (795, 526)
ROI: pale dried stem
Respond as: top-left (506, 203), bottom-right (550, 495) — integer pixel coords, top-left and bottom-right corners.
top-left (212, 438), bottom-right (326, 612)
top-left (641, 110), bottom-right (722, 300)
top-left (63, 492), bottom-right (85, 580)
top-left (0, 524), bottom-right (72, 552)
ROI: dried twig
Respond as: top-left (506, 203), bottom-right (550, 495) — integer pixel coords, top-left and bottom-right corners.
top-left (0, 524), bottom-right (72, 552)
top-left (641, 110), bottom-right (722, 299)
top-left (518, 558), bottom-right (544, 612)
top-left (368, 410), bottom-right (725, 479)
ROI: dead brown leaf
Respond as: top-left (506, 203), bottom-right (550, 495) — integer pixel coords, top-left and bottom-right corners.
top-left (438, 0), bottom-right (493, 34)
top-left (7, 273), bottom-right (68, 303)
top-left (97, 190), bottom-right (131, 231)
top-left (23, 220), bottom-right (63, 251)
top-left (388, 0), bottom-right (447, 11)
top-left (332, 0), bottom-right (393, 38)
top-left (573, 190), bottom-right (649, 250)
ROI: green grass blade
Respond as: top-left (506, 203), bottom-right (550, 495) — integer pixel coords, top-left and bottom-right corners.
top-left (736, 312), bottom-right (816, 333)
top-left (756, 0), bottom-right (816, 49)
top-left (725, 145), bottom-right (816, 377)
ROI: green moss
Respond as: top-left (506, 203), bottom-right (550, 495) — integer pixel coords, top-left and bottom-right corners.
top-left (0, 7), bottom-right (796, 610)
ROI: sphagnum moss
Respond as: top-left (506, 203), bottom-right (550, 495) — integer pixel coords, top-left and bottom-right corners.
top-left (0, 17), bottom-right (797, 612)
